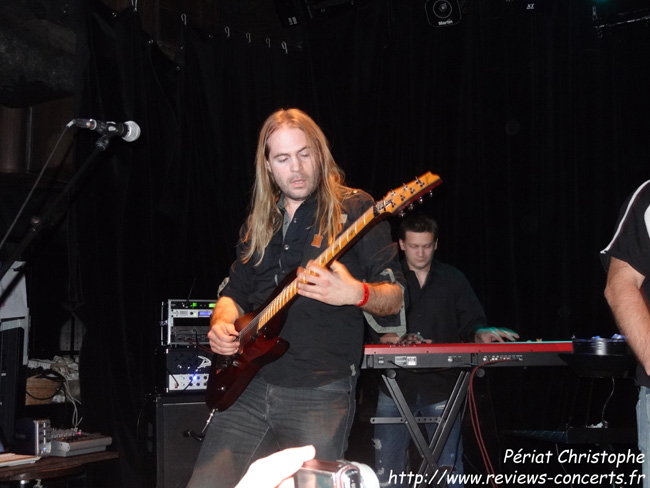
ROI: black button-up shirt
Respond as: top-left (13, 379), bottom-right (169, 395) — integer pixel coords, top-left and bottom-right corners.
top-left (222, 190), bottom-right (405, 387)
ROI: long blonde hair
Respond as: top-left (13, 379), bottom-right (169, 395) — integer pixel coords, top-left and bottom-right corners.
top-left (243, 108), bottom-right (352, 265)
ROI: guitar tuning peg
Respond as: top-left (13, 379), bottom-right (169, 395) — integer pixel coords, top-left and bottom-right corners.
top-left (398, 211), bottom-right (405, 218)
top-left (418, 197), bottom-right (424, 204)
top-left (408, 203), bottom-right (414, 211)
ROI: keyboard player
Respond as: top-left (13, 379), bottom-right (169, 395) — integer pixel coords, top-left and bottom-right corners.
top-left (372, 214), bottom-right (518, 488)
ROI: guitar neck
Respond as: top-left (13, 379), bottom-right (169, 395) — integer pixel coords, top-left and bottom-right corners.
top-left (316, 205), bottom-right (376, 268)
top-left (251, 205), bottom-right (377, 335)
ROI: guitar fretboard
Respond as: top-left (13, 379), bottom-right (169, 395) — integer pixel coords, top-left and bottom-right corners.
top-left (242, 204), bottom-right (377, 339)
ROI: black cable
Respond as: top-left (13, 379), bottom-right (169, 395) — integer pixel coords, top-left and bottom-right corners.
top-left (600, 376), bottom-right (616, 427)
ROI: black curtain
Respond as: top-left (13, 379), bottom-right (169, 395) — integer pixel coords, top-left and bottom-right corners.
top-left (68, 0), bottom-right (650, 485)
top-left (72, 2), bottom-right (180, 485)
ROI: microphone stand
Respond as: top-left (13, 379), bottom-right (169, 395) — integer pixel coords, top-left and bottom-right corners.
top-left (0, 134), bottom-right (114, 286)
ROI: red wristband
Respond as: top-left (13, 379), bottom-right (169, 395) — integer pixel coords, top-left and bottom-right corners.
top-left (356, 282), bottom-right (370, 307)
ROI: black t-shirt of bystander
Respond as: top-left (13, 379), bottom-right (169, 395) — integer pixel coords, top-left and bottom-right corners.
top-left (601, 180), bottom-right (650, 388)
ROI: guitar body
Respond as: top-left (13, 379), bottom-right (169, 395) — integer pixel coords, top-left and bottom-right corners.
top-left (205, 272), bottom-right (297, 411)
top-left (205, 313), bottom-right (289, 411)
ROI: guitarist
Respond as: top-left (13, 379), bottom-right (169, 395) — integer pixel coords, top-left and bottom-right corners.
top-left (188, 108), bottom-right (406, 488)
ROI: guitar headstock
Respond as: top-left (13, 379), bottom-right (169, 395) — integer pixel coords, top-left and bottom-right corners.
top-left (377, 172), bottom-right (442, 216)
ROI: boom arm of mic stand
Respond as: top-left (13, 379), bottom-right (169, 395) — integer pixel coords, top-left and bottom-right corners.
top-left (0, 143), bottom-right (106, 283)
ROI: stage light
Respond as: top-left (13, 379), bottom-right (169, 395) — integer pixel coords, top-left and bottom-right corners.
top-left (425, 0), bottom-right (462, 27)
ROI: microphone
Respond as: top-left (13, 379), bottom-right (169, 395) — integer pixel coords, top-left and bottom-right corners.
top-left (71, 118), bottom-right (141, 142)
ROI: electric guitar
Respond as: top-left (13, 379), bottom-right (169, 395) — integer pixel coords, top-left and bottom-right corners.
top-left (205, 172), bottom-right (442, 411)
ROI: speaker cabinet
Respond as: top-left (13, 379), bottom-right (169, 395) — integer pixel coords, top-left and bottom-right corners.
top-left (155, 394), bottom-right (210, 488)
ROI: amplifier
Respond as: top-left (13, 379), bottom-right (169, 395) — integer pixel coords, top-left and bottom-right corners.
top-left (161, 299), bottom-right (215, 346)
top-left (154, 394), bottom-right (208, 488)
top-left (159, 347), bottom-right (212, 393)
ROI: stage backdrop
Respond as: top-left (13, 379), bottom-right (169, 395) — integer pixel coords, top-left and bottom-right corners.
top-left (66, 0), bottom-right (650, 485)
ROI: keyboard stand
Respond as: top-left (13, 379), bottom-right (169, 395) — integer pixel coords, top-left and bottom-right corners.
top-left (371, 370), bottom-right (470, 488)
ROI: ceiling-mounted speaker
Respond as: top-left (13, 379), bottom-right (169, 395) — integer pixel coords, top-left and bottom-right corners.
top-left (425, 0), bottom-right (462, 27)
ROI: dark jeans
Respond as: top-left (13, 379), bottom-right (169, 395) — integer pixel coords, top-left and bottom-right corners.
top-left (187, 373), bottom-right (358, 488)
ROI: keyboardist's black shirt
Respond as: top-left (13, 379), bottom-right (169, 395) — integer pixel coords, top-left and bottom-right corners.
top-left (396, 258), bottom-right (488, 405)
top-left (404, 258), bottom-right (486, 344)
top-left (601, 180), bottom-right (650, 388)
